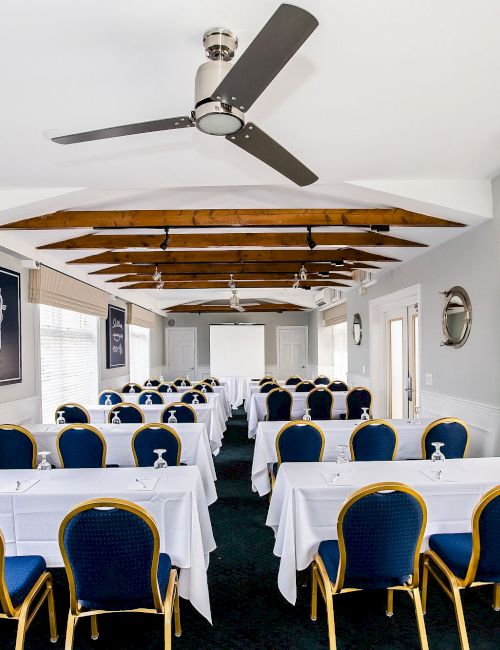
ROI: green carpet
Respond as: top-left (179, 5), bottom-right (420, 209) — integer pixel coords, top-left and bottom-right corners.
top-left (6, 408), bottom-right (499, 648)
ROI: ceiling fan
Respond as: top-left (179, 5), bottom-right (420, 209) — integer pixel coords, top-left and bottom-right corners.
top-left (229, 289), bottom-right (245, 312)
top-left (49, 4), bottom-right (319, 187)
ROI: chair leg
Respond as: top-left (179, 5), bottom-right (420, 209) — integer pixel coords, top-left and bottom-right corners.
top-left (450, 586), bottom-right (470, 650)
top-left (47, 577), bottom-right (59, 642)
top-left (421, 556), bottom-right (429, 615)
top-left (14, 609), bottom-right (28, 650)
top-left (325, 590), bottom-right (337, 650)
top-left (493, 583), bottom-right (500, 612)
top-left (164, 605), bottom-right (172, 650)
top-left (412, 588), bottom-right (429, 650)
top-left (174, 579), bottom-right (182, 638)
top-left (386, 589), bottom-right (394, 617)
top-left (65, 613), bottom-right (77, 650)
top-left (90, 614), bottom-right (99, 640)
top-left (310, 563), bottom-right (318, 621)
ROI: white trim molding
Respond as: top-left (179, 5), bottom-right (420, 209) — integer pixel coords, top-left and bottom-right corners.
top-left (0, 395), bottom-right (40, 426)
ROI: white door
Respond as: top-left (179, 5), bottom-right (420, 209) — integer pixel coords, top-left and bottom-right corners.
top-left (277, 327), bottom-right (307, 379)
top-left (165, 328), bottom-right (196, 379)
top-left (385, 305), bottom-right (419, 419)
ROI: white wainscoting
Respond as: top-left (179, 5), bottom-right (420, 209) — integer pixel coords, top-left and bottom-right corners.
top-left (421, 390), bottom-right (500, 457)
top-left (0, 396), bottom-right (41, 426)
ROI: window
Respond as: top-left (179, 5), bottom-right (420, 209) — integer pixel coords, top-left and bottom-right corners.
top-left (129, 324), bottom-right (150, 384)
top-left (40, 304), bottom-right (99, 422)
top-left (332, 321), bottom-right (348, 382)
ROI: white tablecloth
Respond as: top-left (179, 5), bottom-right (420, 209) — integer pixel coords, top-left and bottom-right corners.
top-left (29, 423), bottom-right (217, 505)
top-left (247, 392), bottom-right (348, 437)
top-left (125, 386), bottom-right (232, 421)
top-left (0, 466), bottom-right (216, 622)
top-left (80, 402), bottom-right (224, 454)
top-left (266, 457), bottom-right (500, 604)
top-left (251, 418), bottom-right (434, 495)
top-left (220, 376), bottom-right (250, 409)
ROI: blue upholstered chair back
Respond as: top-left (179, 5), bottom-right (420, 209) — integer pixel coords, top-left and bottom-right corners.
top-left (132, 425), bottom-right (181, 467)
top-left (57, 425), bottom-right (106, 468)
top-left (328, 380), bottom-right (348, 392)
top-left (260, 382), bottom-right (280, 393)
top-left (0, 426), bottom-right (36, 469)
top-left (108, 403), bottom-right (144, 424)
top-left (473, 489), bottom-right (500, 582)
top-left (158, 383), bottom-right (178, 393)
top-left (173, 378), bottom-right (191, 387)
top-left (98, 390), bottom-right (122, 405)
top-left (259, 377), bottom-right (275, 386)
top-left (350, 421), bottom-right (398, 461)
top-left (204, 377), bottom-right (220, 386)
top-left (138, 391), bottom-right (164, 405)
top-left (285, 376), bottom-right (302, 386)
top-left (346, 388), bottom-right (372, 419)
top-left (422, 418), bottom-right (469, 459)
top-left (60, 504), bottom-right (161, 612)
top-left (314, 375), bottom-right (330, 385)
top-left (193, 383), bottom-right (214, 393)
top-left (276, 422), bottom-right (325, 465)
top-left (266, 388), bottom-right (293, 421)
top-left (295, 381), bottom-right (316, 393)
top-left (181, 390), bottom-right (207, 404)
top-left (338, 487), bottom-right (425, 590)
top-left (161, 403), bottom-right (197, 423)
top-left (55, 404), bottom-right (90, 424)
top-left (307, 388), bottom-right (334, 420)
top-left (143, 379), bottom-right (160, 388)
top-left (122, 383), bottom-right (143, 394)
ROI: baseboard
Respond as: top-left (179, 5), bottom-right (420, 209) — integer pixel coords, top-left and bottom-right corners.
top-left (0, 395), bottom-right (40, 426)
top-left (421, 390), bottom-right (500, 457)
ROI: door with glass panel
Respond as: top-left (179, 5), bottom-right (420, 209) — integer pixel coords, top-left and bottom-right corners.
top-left (386, 305), bottom-right (419, 419)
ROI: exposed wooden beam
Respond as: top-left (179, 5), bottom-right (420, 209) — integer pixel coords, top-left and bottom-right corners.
top-left (0, 208), bottom-right (465, 229)
top-left (107, 272), bottom-right (353, 283)
top-left (164, 303), bottom-right (306, 313)
top-left (39, 231), bottom-right (425, 250)
top-left (68, 248), bottom-right (399, 264)
top-left (120, 280), bottom-right (351, 289)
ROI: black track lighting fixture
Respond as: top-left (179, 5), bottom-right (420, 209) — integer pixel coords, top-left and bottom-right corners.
top-left (370, 224), bottom-right (390, 233)
top-left (306, 226), bottom-right (317, 250)
top-left (331, 259), bottom-right (344, 267)
top-left (160, 227), bottom-right (170, 250)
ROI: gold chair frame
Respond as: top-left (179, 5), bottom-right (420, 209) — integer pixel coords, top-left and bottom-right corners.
top-left (160, 403), bottom-right (197, 424)
top-left (107, 403), bottom-right (145, 424)
top-left (56, 424), bottom-right (107, 468)
top-left (420, 417), bottom-right (470, 459)
top-left (132, 424), bottom-right (182, 467)
top-left (349, 419), bottom-right (399, 461)
top-left (0, 425), bottom-right (37, 468)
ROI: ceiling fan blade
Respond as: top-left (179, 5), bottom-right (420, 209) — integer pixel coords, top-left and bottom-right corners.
top-left (51, 116), bottom-right (194, 144)
top-left (211, 4), bottom-right (318, 111)
top-left (233, 305), bottom-right (246, 312)
top-left (227, 122), bottom-right (318, 186)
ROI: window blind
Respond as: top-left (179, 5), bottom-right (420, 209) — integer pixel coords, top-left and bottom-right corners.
top-left (332, 320), bottom-right (348, 382)
top-left (129, 324), bottom-right (150, 384)
top-left (324, 302), bottom-right (347, 326)
top-left (40, 304), bottom-right (99, 423)
top-left (126, 303), bottom-right (156, 329)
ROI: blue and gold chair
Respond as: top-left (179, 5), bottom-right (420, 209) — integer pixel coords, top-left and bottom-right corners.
top-left (327, 380), bottom-right (348, 392)
top-left (54, 403), bottom-right (90, 424)
top-left (314, 375), bottom-right (330, 386)
top-left (59, 498), bottom-right (181, 649)
top-left (421, 418), bottom-right (469, 459)
top-left (132, 425), bottom-right (182, 467)
top-left (273, 421), bottom-right (325, 486)
top-left (138, 390), bottom-right (164, 405)
top-left (258, 376), bottom-right (275, 386)
top-left (158, 383), bottom-right (178, 394)
top-left (122, 383), bottom-right (143, 394)
top-left (311, 483), bottom-right (428, 650)
top-left (107, 403), bottom-right (144, 424)
top-left (98, 390), bottom-right (122, 405)
top-left (422, 485), bottom-right (500, 650)
top-left (0, 529), bottom-right (58, 648)
top-left (144, 379), bottom-right (161, 388)
top-left (180, 390), bottom-right (207, 405)
top-left (265, 388), bottom-right (293, 422)
top-left (349, 420), bottom-right (399, 461)
top-left (203, 377), bottom-right (220, 386)
top-left (285, 376), bottom-right (302, 386)
top-left (295, 380), bottom-right (316, 393)
top-left (259, 381), bottom-right (280, 393)
top-left (57, 425), bottom-right (107, 468)
top-left (193, 383), bottom-right (214, 393)
top-left (344, 387), bottom-right (373, 420)
top-left (307, 388), bottom-right (334, 420)
top-left (173, 378), bottom-right (191, 387)
top-left (0, 425), bottom-right (37, 469)
top-left (161, 403), bottom-right (197, 424)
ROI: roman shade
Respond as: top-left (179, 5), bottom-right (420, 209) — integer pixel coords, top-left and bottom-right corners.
top-left (29, 266), bottom-right (108, 318)
top-left (126, 303), bottom-right (157, 329)
top-left (323, 302), bottom-right (347, 326)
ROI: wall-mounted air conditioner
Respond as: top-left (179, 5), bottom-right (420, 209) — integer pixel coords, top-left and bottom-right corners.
top-left (315, 288), bottom-right (343, 309)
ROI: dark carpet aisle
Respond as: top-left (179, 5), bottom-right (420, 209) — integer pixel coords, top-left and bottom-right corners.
top-left (8, 408), bottom-right (500, 649)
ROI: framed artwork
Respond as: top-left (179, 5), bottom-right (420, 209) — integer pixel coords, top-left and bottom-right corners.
top-left (106, 305), bottom-right (126, 368)
top-left (0, 267), bottom-right (22, 385)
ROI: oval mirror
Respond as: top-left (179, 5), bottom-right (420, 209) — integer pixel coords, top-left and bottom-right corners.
top-left (442, 286), bottom-right (472, 348)
top-left (352, 313), bottom-right (362, 345)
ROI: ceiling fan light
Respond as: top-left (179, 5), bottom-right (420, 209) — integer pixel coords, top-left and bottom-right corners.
top-left (195, 101), bottom-right (244, 136)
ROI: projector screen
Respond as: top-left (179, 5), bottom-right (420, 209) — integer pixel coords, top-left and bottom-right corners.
top-left (210, 324), bottom-right (265, 377)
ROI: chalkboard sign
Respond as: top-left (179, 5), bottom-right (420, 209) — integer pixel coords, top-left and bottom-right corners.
top-left (0, 267), bottom-right (22, 385)
top-left (106, 305), bottom-right (126, 368)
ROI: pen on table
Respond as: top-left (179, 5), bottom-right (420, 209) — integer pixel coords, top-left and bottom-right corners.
top-left (136, 478), bottom-right (146, 489)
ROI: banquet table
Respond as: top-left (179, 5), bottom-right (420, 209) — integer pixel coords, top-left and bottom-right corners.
top-left (0, 465), bottom-right (216, 622)
top-left (251, 418), bottom-right (434, 495)
top-left (82, 401), bottom-right (224, 454)
top-left (130, 386), bottom-right (232, 421)
top-left (247, 392), bottom-right (347, 437)
top-left (218, 377), bottom-right (249, 409)
top-left (29, 422), bottom-right (217, 505)
top-left (266, 457), bottom-right (500, 604)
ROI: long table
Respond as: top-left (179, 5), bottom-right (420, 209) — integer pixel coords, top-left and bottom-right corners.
top-left (0, 466), bottom-right (216, 622)
top-left (125, 386), bottom-right (232, 421)
top-left (251, 418), bottom-right (434, 495)
top-left (266, 457), bottom-right (500, 604)
top-left (247, 392), bottom-right (347, 437)
top-left (30, 422), bottom-right (217, 505)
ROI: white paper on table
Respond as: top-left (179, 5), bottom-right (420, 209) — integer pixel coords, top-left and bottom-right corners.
top-left (419, 469), bottom-right (463, 483)
top-left (322, 472), bottom-right (353, 487)
top-left (127, 477), bottom-right (159, 491)
top-left (0, 479), bottom-right (39, 493)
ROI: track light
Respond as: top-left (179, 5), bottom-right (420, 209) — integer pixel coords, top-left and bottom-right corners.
top-left (299, 264), bottom-right (308, 281)
top-left (370, 225), bottom-right (390, 233)
top-left (306, 226), bottom-right (317, 250)
top-left (331, 259), bottom-right (344, 267)
top-left (160, 227), bottom-right (170, 250)
top-left (152, 266), bottom-right (162, 282)
top-left (228, 274), bottom-right (236, 289)
top-left (292, 274), bottom-right (300, 289)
